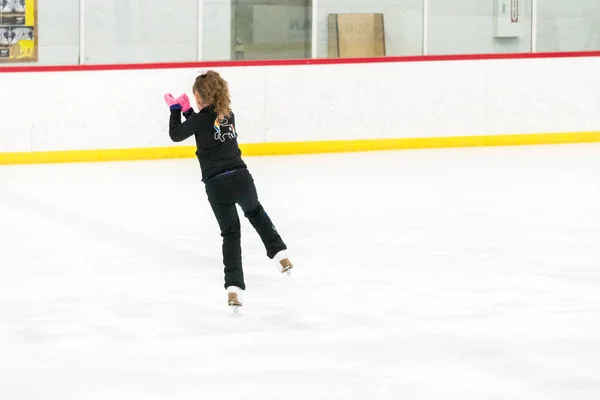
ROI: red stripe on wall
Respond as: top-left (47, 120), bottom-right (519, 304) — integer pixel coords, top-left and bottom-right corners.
top-left (1, 51), bottom-right (600, 73)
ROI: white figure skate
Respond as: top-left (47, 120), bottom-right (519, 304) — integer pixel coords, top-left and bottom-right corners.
top-left (227, 286), bottom-right (243, 313)
top-left (274, 250), bottom-right (293, 276)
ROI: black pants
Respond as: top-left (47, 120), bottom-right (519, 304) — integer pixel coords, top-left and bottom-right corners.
top-left (205, 168), bottom-right (287, 290)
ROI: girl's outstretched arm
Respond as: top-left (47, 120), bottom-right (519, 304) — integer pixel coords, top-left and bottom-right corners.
top-left (169, 109), bottom-right (197, 142)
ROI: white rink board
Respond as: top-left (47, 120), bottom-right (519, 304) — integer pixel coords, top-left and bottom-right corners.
top-left (1, 56), bottom-right (600, 153)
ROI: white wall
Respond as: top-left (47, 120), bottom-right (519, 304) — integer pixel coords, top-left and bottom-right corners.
top-left (83, 0), bottom-right (198, 64)
top-left (537, 0), bottom-right (600, 52)
top-left (428, 0), bottom-right (532, 55)
top-left (202, 0), bottom-right (232, 61)
top-left (1, 55), bottom-right (599, 154)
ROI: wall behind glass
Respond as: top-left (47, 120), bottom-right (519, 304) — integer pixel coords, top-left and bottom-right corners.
top-left (428, 0), bottom-right (532, 55)
top-left (84, 0), bottom-right (198, 64)
top-left (0, 0), bottom-right (80, 66)
top-left (41, 0), bottom-right (80, 64)
top-left (317, 0), bottom-right (423, 58)
top-left (5, 0), bottom-right (600, 68)
top-left (537, 0), bottom-right (600, 52)
top-left (202, 0), bottom-right (232, 61)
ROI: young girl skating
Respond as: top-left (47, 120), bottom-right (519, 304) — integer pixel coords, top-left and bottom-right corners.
top-left (164, 70), bottom-right (293, 312)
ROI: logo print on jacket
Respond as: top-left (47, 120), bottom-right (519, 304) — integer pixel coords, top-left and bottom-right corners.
top-left (214, 117), bottom-right (237, 142)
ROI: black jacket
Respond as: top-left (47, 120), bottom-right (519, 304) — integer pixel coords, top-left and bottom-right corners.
top-left (169, 106), bottom-right (247, 182)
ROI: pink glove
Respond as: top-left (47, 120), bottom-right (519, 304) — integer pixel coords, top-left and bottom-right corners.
top-left (176, 93), bottom-right (191, 112)
top-left (164, 93), bottom-right (180, 110)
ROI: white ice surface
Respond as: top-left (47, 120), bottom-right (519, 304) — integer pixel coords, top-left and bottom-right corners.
top-left (1, 144), bottom-right (600, 399)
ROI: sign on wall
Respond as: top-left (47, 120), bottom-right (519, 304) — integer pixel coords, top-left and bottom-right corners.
top-left (0, 0), bottom-right (37, 63)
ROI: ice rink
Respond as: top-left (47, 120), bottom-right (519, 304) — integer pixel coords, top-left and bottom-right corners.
top-left (1, 143), bottom-right (600, 399)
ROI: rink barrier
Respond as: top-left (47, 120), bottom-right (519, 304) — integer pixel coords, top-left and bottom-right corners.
top-left (2, 51), bottom-right (600, 164)
top-left (1, 131), bottom-right (599, 165)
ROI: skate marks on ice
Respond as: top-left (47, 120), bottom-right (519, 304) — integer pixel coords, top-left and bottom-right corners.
top-left (2, 146), bottom-right (600, 399)
top-left (2, 314), bottom-right (600, 400)
top-left (214, 269), bottom-right (599, 399)
top-left (0, 184), bottom-right (218, 270)
top-left (229, 271), bottom-right (600, 399)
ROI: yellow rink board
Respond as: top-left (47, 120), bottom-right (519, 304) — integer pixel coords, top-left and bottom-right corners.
top-left (1, 132), bottom-right (600, 165)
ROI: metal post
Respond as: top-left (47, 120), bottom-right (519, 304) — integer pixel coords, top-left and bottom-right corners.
top-left (422, 0), bottom-right (429, 55)
top-left (311, 0), bottom-right (318, 58)
top-left (79, 0), bottom-right (85, 64)
top-left (531, 0), bottom-right (537, 52)
top-left (197, 0), bottom-right (204, 61)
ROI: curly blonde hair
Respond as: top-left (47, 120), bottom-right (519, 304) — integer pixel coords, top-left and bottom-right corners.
top-left (193, 70), bottom-right (231, 119)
